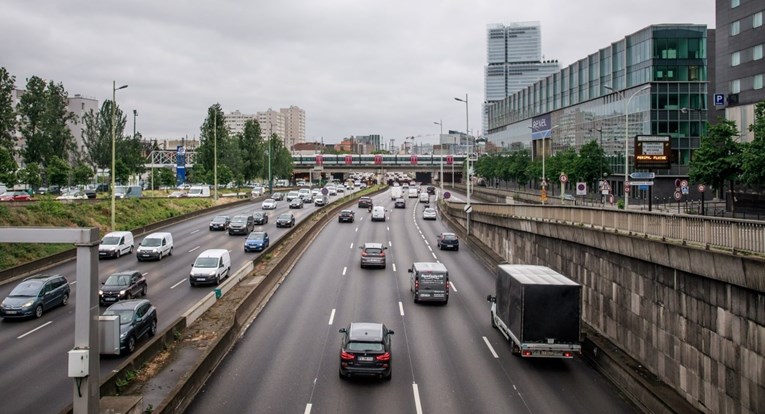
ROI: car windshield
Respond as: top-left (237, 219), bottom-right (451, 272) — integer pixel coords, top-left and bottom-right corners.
top-left (9, 280), bottom-right (44, 297)
top-left (231, 216), bottom-right (246, 223)
top-left (364, 248), bottom-right (382, 255)
top-left (278, 214), bottom-right (292, 220)
top-left (194, 257), bottom-right (219, 268)
top-left (211, 216), bottom-right (227, 223)
top-left (248, 233), bottom-right (266, 240)
top-left (424, 209), bottom-right (435, 214)
top-left (103, 309), bottom-right (135, 324)
top-left (101, 236), bottom-right (120, 245)
top-left (254, 212), bottom-right (264, 218)
top-left (442, 234), bottom-right (457, 240)
top-left (141, 238), bottom-right (161, 247)
top-left (341, 210), bottom-right (352, 215)
top-left (347, 341), bottom-right (384, 352)
top-left (264, 199), bottom-right (274, 203)
top-left (104, 274), bottom-right (131, 287)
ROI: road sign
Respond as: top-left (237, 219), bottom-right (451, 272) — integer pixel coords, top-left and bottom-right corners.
top-left (443, 191), bottom-right (451, 199)
top-left (321, 188), bottom-right (328, 195)
top-left (624, 183), bottom-right (630, 193)
top-left (576, 182), bottom-right (587, 195)
top-left (698, 184), bottom-right (706, 193)
top-left (630, 181), bottom-right (654, 186)
top-left (630, 172), bottom-right (656, 180)
top-left (674, 191), bottom-right (682, 200)
top-left (675, 178), bottom-right (681, 188)
top-left (680, 179), bottom-right (689, 188)
top-left (639, 185), bottom-right (649, 191)
top-left (559, 174), bottom-right (568, 183)
top-left (714, 94), bottom-right (725, 106)
top-left (681, 186), bottom-right (689, 195)
top-left (464, 204), bottom-right (473, 214)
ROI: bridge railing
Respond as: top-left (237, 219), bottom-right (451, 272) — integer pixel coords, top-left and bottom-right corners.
top-left (444, 202), bottom-right (765, 255)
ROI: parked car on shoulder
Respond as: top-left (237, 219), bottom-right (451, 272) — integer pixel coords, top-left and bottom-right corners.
top-left (209, 215), bottom-right (230, 231)
top-left (0, 274), bottom-right (70, 319)
top-left (99, 271), bottom-right (147, 306)
top-left (102, 299), bottom-right (157, 354)
top-left (56, 190), bottom-right (88, 201)
top-left (0, 191), bottom-right (31, 201)
top-left (338, 322), bottom-right (394, 380)
top-left (338, 209), bottom-right (355, 223)
top-left (244, 231), bottom-right (270, 252)
top-left (276, 212), bottom-right (296, 227)
top-left (168, 191), bottom-right (188, 198)
top-left (436, 232), bottom-right (459, 251)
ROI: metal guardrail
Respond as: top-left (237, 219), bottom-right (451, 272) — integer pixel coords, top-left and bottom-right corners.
top-left (444, 202), bottom-right (765, 256)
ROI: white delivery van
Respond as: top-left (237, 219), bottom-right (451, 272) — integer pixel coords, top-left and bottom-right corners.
top-left (187, 186), bottom-right (211, 197)
top-left (136, 232), bottom-right (174, 261)
top-left (114, 185), bottom-right (142, 199)
top-left (371, 205), bottom-right (386, 222)
top-left (390, 186), bottom-right (403, 200)
top-left (408, 188), bottom-right (419, 198)
top-left (189, 249), bottom-right (231, 286)
top-left (419, 192), bottom-right (429, 203)
top-left (99, 231), bottom-right (135, 259)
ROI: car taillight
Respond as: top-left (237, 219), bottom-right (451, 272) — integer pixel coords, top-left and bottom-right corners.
top-left (446, 281), bottom-right (450, 291)
top-left (375, 352), bottom-right (391, 361)
top-left (522, 350), bottom-right (533, 357)
top-left (380, 251), bottom-right (385, 257)
top-left (341, 351), bottom-right (355, 360)
top-left (563, 352), bottom-right (572, 358)
top-left (361, 252), bottom-right (368, 257)
top-left (415, 280), bottom-right (419, 290)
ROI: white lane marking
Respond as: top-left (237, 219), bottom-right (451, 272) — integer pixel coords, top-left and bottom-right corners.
top-left (399, 301), bottom-right (405, 316)
top-left (304, 403), bottom-right (312, 414)
top-left (170, 278), bottom-right (187, 289)
top-left (432, 252), bottom-right (437, 259)
top-left (483, 336), bottom-right (499, 358)
top-left (421, 234), bottom-right (426, 240)
top-left (386, 226), bottom-right (390, 231)
top-left (355, 227), bottom-right (358, 232)
top-left (450, 281), bottom-right (457, 292)
top-left (328, 309), bottom-right (336, 325)
top-left (18, 321), bottom-right (52, 339)
top-left (388, 241), bottom-right (392, 247)
top-left (392, 264), bottom-right (397, 272)
top-left (427, 246), bottom-right (432, 252)
top-left (70, 281), bottom-right (77, 285)
top-left (190, 229), bottom-right (200, 234)
top-left (342, 266), bottom-right (347, 276)
top-left (413, 383), bottom-right (423, 414)
top-left (350, 242), bottom-right (354, 249)
top-left (188, 246), bottom-right (200, 253)
top-left (424, 240), bottom-right (429, 246)
top-left (142, 272), bottom-right (149, 276)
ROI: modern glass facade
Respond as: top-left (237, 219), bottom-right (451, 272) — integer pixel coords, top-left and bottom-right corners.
top-left (486, 25), bottom-right (709, 199)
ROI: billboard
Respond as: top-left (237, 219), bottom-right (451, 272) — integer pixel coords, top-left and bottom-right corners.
top-left (175, 146), bottom-right (186, 186)
top-left (530, 113), bottom-right (552, 140)
top-left (634, 135), bottom-right (671, 169)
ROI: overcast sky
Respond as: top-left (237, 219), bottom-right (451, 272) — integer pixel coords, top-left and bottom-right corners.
top-left (1, 0), bottom-right (715, 146)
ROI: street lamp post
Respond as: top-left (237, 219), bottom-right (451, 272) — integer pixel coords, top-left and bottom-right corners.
top-left (268, 134), bottom-right (273, 194)
top-left (110, 81), bottom-right (128, 231)
top-left (454, 94), bottom-right (470, 234)
top-left (213, 111), bottom-right (218, 201)
top-left (434, 120), bottom-right (443, 191)
top-left (604, 84), bottom-right (651, 209)
top-left (529, 124), bottom-right (558, 203)
top-left (589, 126), bottom-right (605, 203)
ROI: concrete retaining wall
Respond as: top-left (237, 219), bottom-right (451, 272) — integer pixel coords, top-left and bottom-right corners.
top-left (444, 202), bottom-right (764, 414)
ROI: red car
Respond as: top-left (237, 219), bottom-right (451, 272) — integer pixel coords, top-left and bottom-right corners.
top-left (0, 191), bottom-right (32, 201)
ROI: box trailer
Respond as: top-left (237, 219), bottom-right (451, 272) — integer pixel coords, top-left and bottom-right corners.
top-left (487, 264), bottom-right (581, 358)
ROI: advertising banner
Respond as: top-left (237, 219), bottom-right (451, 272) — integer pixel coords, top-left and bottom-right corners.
top-left (530, 113), bottom-right (552, 140)
top-left (634, 135), bottom-right (671, 169)
top-left (175, 146), bottom-right (186, 186)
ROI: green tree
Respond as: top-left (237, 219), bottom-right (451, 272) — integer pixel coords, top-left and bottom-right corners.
top-left (270, 134), bottom-right (293, 180)
top-left (574, 140), bottom-right (611, 188)
top-left (17, 162), bottom-right (42, 189)
top-left (197, 104), bottom-right (228, 178)
top-left (0, 67), bottom-right (16, 152)
top-left (157, 167), bottom-right (177, 188)
top-left (689, 119), bottom-right (742, 201)
top-left (0, 146), bottom-right (17, 185)
top-left (238, 119), bottom-right (263, 183)
top-left (46, 155), bottom-right (71, 187)
top-left (80, 104), bottom-right (112, 175)
top-left (17, 77), bottom-right (75, 166)
top-left (71, 163), bottom-right (93, 186)
top-left (508, 150), bottom-right (531, 188)
top-left (117, 133), bottom-right (146, 178)
top-left (217, 164), bottom-right (234, 188)
top-left (740, 101), bottom-right (765, 186)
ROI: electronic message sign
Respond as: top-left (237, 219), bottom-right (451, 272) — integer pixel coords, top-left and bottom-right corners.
top-left (634, 135), bottom-right (671, 169)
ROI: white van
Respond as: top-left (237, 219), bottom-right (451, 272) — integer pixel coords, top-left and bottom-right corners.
top-left (390, 186), bottom-right (403, 200)
top-left (99, 231), bottom-right (135, 259)
top-left (419, 192), bottom-right (429, 203)
top-left (136, 232), bottom-right (174, 261)
top-left (371, 205), bottom-right (386, 222)
top-left (408, 188), bottom-right (419, 198)
top-left (189, 249), bottom-right (231, 286)
top-left (187, 186), bottom-right (211, 197)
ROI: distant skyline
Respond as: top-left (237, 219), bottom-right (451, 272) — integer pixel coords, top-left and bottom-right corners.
top-left (0, 0), bottom-right (715, 146)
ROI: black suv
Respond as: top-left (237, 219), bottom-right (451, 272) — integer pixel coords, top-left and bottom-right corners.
top-left (99, 271), bottom-right (148, 306)
top-left (339, 322), bottom-right (394, 380)
top-left (253, 211), bottom-right (269, 225)
top-left (338, 209), bottom-right (355, 223)
top-left (0, 274), bottom-right (70, 319)
top-left (102, 299), bottom-right (157, 354)
top-left (229, 215), bottom-right (255, 235)
top-left (358, 197), bottom-right (373, 208)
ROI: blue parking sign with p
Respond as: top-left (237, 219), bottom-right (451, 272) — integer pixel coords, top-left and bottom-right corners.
top-left (714, 94), bottom-right (725, 106)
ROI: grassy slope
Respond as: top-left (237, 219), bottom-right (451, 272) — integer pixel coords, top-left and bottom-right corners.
top-left (0, 197), bottom-right (237, 270)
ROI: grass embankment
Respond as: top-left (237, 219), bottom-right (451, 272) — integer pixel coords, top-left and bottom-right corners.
top-left (0, 197), bottom-right (238, 270)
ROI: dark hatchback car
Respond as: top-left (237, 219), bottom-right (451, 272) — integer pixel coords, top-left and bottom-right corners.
top-left (289, 198), bottom-right (304, 209)
top-left (271, 192), bottom-right (284, 201)
top-left (244, 231), bottom-right (270, 252)
top-left (359, 242), bottom-right (387, 269)
top-left (339, 322), bottom-right (394, 380)
top-left (102, 299), bottom-right (157, 354)
top-left (276, 212), bottom-right (296, 227)
top-left (436, 232), bottom-right (459, 251)
top-left (229, 215), bottom-right (255, 235)
top-left (394, 198), bottom-right (406, 208)
top-left (253, 211), bottom-right (269, 225)
top-left (426, 186), bottom-right (436, 195)
top-left (99, 271), bottom-right (147, 306)
top-left (358, 197), bottom-right (373, 208)
top-left (338, 209), bottom-right (355, 223)
top-left (209, 215), bottom-right (230, 231)
top-left (0, 274), bottom-right (70, 319)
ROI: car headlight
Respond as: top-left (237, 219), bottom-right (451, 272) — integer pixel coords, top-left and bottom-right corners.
top-left (120, 332), bottom-right (127, 339)
top-left (119, 290), bottom-right (127, 296)
top-left (21, 300), bottom-right (34, 308)
top-left (98, 290), bottom-right (103, 295)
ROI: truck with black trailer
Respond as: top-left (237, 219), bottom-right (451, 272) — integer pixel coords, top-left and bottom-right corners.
top-left (487, 264), bottom-right (581, 358)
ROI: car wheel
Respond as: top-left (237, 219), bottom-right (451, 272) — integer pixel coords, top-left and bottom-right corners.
top-left (126, 336), bottom-right (136, 354)
top-left (62, 293), bottom-right (69, 306)
top-left (141, 285), bottom-right (147, 297)
top-left (137, 256), bottom-right (142, 262)
top-left (169, 247), bottom-right (173, 256)
top-left (455, 246), bottom-right (459, 251)
top-left (148, 319), bottom-right (157, 337)
top-left (126, 292), bottom-right (133, 300)
top-left (116, 249), bottom-right (121, 259)
top-left (215, 275), bottom-right (220, 285)
top-left (339, 370), bottom-right (346, 380)
top-left (158, 251), bottom-right (163, 260)
top-left (384, 371), bottom-right (392, 381)
top-left (35, 304), bottom-right (44, 318)
top-left (190, 281), bottom-right (196, 287)
top-left (129, 245), bottom-right (134, 254)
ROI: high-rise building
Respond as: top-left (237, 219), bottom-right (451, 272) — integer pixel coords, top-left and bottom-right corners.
top-left (223, 110), bottom-right (256, 136)
top-left (280, 106), bottom-right (305, 149)
top-left (225, 106), bottom-right (305, 150)
top-left (484, 22), bottom-right (560, 134)
top-left (714, 0), bottom-right (764, 142)
top-left (67, 94), bottom-right (99, 156)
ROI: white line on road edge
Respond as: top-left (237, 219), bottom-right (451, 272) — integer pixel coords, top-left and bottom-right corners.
top-left (412, 383), bottom-right (423, 414)
top-left (450, 281), bottom-right (457, 292)
top-left (188, 246), bottom-right (200, 253)
top-left (399, 301), bottom-right (405, 316)
top-left (190, 229), bottom-right (200, 234)
top-left (424, 240), bottom-right (429, 246)
top-left (389, 241), bottom-right (392, 247)
top-left (355, 227), bottom-right (358, 232)
top-left (392, 263), bottom-right (397, 272)
top-left (170, 278), bottom-right (187, 289)
top-left (427, 246), bottom-right (432, 252)
top-left (304, 403), bottom-right (312, 414)
top-left (483, 336), bottom-right (499, 358)
top-left (328, 309), bottom-right (336, 325)
top-left (387, 226), bottom-right (390, 231)
top-left (431, 252), bottom-right (437, 259)
top-left (342, 266), bottom-right (347, 276)
top-left (18, 321), bottom-right (52, 339)
top-left (350, 242), bottom-right (354, 249)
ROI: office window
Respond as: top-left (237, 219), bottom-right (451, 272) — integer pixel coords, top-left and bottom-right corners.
top-left (755, 12), bottom-right (763, 28)
top-left (731, 0), bottom-right (740, 7)
top-left (731, 79), bottom-right (741, 93)
top-left (755, 45), bottom-right (763, 60)
top-left (755, 74), bottom-right (763, 90)
top-left (732, 51), bottom-right (741, 66)
top-left (731, 20), bottom-right (740, 36)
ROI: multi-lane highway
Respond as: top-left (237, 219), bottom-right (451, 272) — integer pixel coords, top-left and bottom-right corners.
top-left (0, 189), bottom-right (359, 414)
top-left (187, 190), bottom-right (637, 413)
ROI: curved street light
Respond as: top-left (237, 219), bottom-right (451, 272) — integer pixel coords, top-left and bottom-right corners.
top-left (111, 81), bottom-right (128, 231)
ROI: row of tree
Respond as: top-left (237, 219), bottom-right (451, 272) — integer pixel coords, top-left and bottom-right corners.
top-left (0, 67), bottom-right (293, 190)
